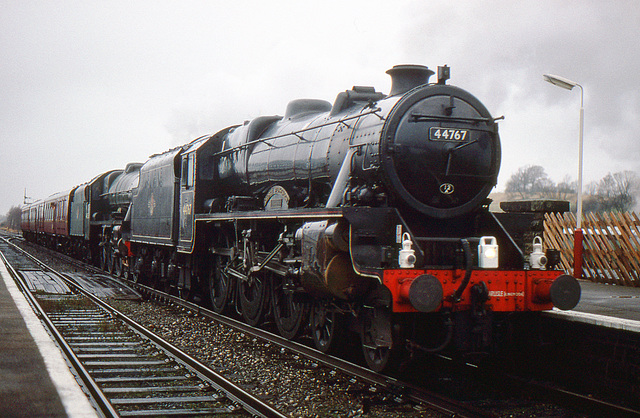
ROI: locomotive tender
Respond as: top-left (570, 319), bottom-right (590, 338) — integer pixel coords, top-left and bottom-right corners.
top-left (22, 64), bottom-right (580, 372)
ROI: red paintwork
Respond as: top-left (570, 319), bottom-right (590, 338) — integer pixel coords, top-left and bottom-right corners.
top-left (573, 228), bottom-right (584, 279)
top-left (20, 203), bottom-right (43, 234)
top-left (39, 190), bottom-right (74, 237)
top-left (384, 268), bottom-right (562, 313)
top-left (124, 240), bottom-right (133, 257)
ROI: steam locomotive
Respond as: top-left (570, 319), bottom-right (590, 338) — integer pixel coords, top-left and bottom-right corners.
top-left (21, 64), bottom-right (580, 372)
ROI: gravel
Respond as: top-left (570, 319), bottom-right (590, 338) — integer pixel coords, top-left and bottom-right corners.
top-left (109, 298), bottom-right (443, 417)
top-left (12, 239), bottom-right (438, 416)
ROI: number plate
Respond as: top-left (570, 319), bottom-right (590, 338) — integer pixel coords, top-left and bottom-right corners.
top-left (429, 127), bottom-right (469, 142)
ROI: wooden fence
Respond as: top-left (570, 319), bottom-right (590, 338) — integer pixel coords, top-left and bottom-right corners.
top-left (544, 211), bottom-right (640, 287)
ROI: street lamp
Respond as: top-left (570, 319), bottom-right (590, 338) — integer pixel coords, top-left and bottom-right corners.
top-left (543, 74), bottom-right (584, 280)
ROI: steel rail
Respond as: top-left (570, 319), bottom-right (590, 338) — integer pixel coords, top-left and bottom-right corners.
top-left (13, 235), bottom-right (640, 416)
top-left (0, 239), bottom-right (119, 418)
top-left (2, 236), bottom-right (494, 416)
top-left (134, 279), bottom-right (640, 418)
top-left (134, 281), bottom-right (493, 418)
top-left (1, 237), bottom-right (287, 418)
top-left (76, 283), bottom-right (287, 418)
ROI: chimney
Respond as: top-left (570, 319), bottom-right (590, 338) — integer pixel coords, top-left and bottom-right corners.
top-left (386, 64), bottom-right (435, 96)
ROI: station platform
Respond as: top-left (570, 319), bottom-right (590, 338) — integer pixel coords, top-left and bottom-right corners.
top-left (546, 279), bottom-right (640, 333)
top-left (0, 260), bottom-right (97, 417)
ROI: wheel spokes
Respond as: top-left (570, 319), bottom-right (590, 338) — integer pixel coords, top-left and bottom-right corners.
top-left (360, 306), bottom-right (400, 373)
top-left (239, 276), bottom-right (268, 326)
top-left (310, 302), bottom-right (345, 354)
top-left (209, 258), bottom-right (231, 313)
top-left (272, 277), bottom-right (307, 339)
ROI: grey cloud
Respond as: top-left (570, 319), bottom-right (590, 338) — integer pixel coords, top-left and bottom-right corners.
top-left (1, 1), bottom-right (639, 215)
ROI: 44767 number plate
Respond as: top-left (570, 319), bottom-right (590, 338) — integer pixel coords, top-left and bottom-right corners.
top-left (429, 127), bottom-right (469, 141)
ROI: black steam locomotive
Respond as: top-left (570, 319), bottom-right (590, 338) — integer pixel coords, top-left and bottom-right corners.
top-left (22, 65), bottom-right (580, 372)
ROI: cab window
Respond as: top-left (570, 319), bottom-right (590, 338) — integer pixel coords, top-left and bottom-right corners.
top-left (181, 154), bottom-right (195, 188)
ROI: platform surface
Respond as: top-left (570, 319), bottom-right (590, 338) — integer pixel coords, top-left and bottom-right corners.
top-left (547, 279), bottom-right (640, 332)
top-left (0, 260), bottom-right (96, 417)
top-left (574, 280), bottom-right (640, 319)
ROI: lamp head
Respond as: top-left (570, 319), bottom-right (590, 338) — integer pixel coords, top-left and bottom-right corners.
top-left (543, 74), bottom-right (578, 90)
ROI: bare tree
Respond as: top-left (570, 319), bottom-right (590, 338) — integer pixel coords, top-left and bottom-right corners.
top-left (554, 175), bottom-right (577, 200)
top-left (584, 171), bottom-right (638, 212)
top-left (4, 206), bottom-right (22, 231)
top-left (505, 165), bottom-right (554, 199)
top-left (505, 165), bottom-right (639, 212)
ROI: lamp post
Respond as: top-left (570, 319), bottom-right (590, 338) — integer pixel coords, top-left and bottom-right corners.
top-left (543, 74), bottom-right (584, 279)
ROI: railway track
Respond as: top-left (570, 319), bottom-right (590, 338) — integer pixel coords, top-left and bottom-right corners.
top-left (0, 237), bottom-right (286, 418)
top-left (133, 281), bottom-right (496, 418)
top-left (7, 235), bottom-right (640, 417)
top-left (5, 235), bottom-right (492, 417)
top-left (128, 282), bottom-right (640, 417)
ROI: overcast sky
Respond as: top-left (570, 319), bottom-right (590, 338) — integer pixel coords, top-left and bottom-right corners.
top-left (2, 1), bottom-right (639, 216)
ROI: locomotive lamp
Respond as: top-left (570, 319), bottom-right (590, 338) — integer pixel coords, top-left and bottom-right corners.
top-left (530, 236), bottom-right (548, 269)
top-left (478, 236), bottom-right (499, 268)
top-left (543, 74), bottom-right (584, 279)
top-left (398, 233), bottom-right (416, 268)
